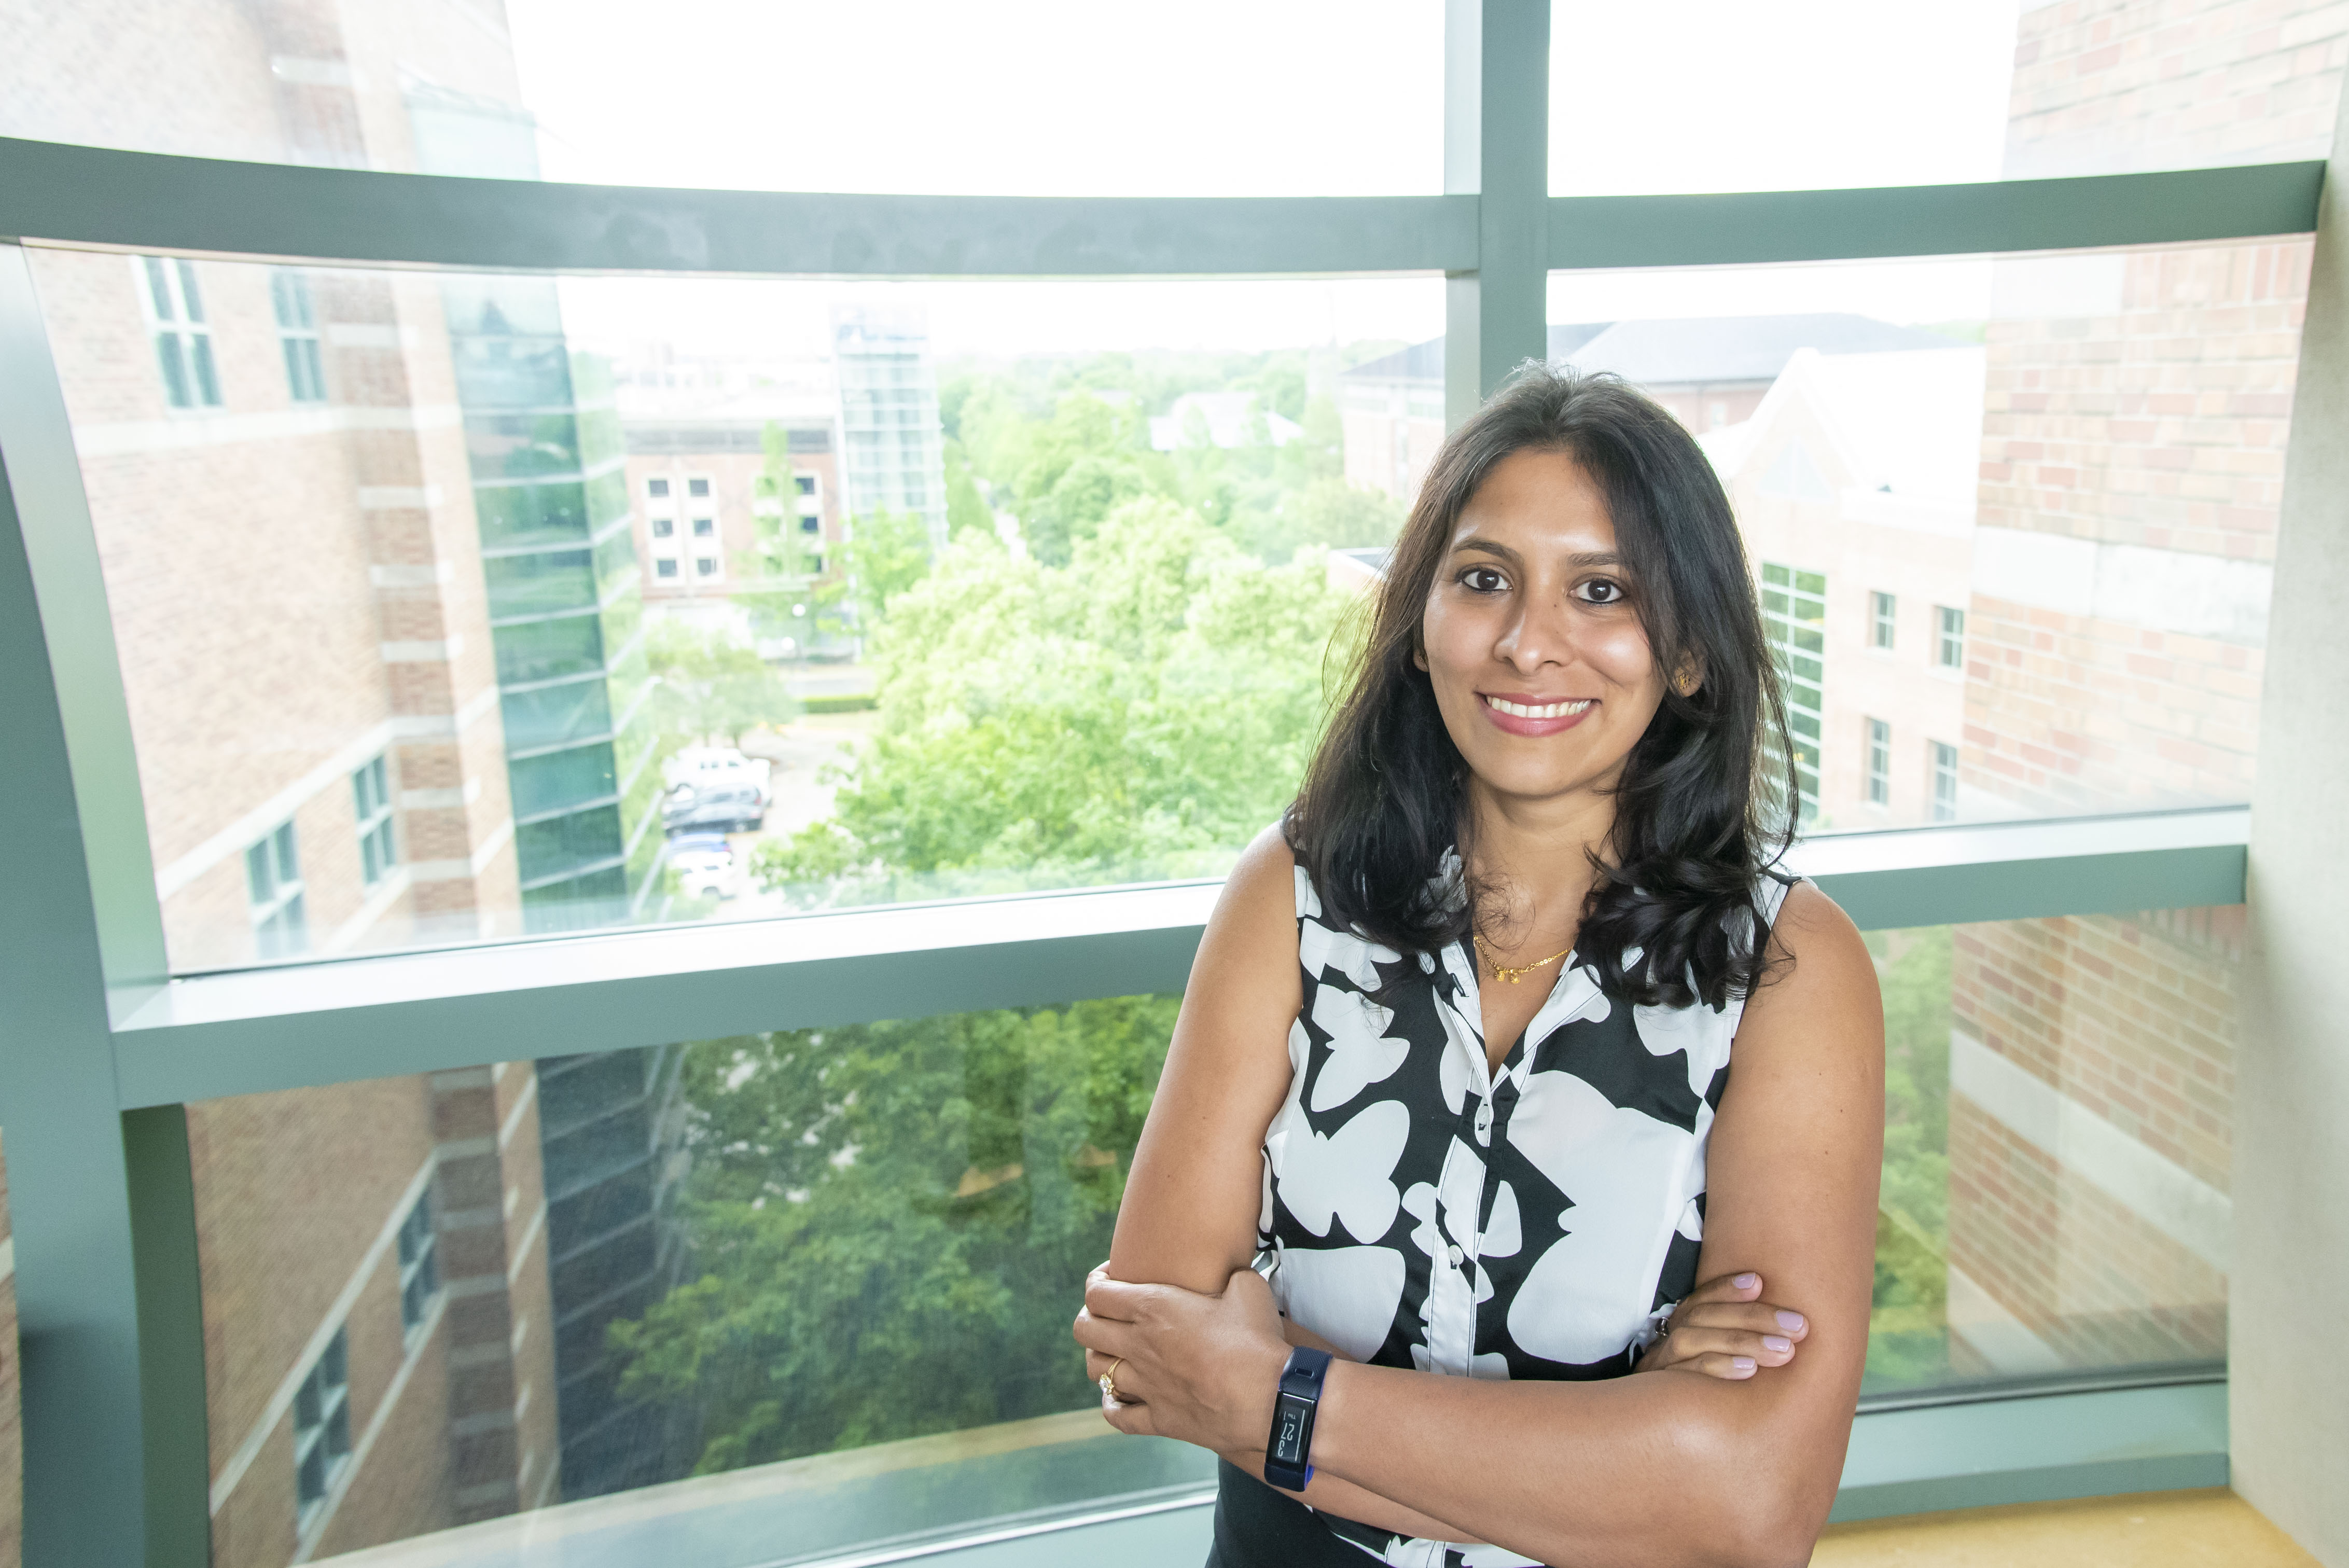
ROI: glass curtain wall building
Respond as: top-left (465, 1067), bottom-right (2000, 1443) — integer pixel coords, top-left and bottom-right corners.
top-left (1, 1), bottom-right (2346, 1566)
top-left (831, 303), bottom-right (950, 551)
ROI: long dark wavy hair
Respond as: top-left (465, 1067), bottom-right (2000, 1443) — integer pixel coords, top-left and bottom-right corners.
top-left (1285, 365), bottom-right (1798, 1010)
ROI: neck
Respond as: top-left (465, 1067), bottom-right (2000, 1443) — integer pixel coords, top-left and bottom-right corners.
top-left (1460, 775), bottom-right (1618, 942)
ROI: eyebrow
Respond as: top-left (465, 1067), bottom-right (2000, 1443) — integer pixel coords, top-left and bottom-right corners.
top-left (1449, 538), bottom-right (1625, 572)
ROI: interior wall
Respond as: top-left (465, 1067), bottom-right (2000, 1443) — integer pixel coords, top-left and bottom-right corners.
top-left (2236, 78), bottom-right (2349, 1568)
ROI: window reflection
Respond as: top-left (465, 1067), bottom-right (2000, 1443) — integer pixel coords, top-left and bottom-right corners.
top-left (172, 917), bottom-right (2235, 1564)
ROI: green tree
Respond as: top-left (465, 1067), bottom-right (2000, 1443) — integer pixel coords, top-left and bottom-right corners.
top-left (1862, 924), bottom-right (1954, 1390)
top-left (606, 994), bottom-right (1180, 1472)
top-left (835, 508), bottom-right (936, 622)
top-left (733, 423), bottom-right (818, 642)
top-left (943, 436), bottom-right (992, 540)
top-left (643, 617), bottom-right (796, 750)
top-left (750, 496), bottom-right (1349, 900)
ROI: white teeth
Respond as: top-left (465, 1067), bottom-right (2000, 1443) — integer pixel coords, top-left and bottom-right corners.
top-left (1483, 696), bottom-right (1593, 719)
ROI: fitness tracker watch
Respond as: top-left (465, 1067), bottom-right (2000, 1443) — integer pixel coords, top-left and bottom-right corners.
top-left (1260, 1345), bottom-right (1333, 1491)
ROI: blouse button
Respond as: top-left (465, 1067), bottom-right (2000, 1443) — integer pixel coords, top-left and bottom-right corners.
top-left (1447, 1243), bottom-right (1465, 1267)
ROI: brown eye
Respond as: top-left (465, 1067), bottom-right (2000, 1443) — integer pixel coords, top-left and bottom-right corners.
top-left (1460, 566), bottom-right (1509, 593)
top-left (1578, 578), bottom-right (1627, 605)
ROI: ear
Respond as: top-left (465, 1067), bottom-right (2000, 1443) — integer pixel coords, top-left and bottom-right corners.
top-left (1412, 639), bottom-right (1428, 672)
top-left (1672, 651), bottom-right (1704, 698)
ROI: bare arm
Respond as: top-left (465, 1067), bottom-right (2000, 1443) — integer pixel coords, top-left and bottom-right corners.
top-left (1082, 882), bottom-right (1885, 1566)
top-left (1107, 827), bottom-right (1478, 1541)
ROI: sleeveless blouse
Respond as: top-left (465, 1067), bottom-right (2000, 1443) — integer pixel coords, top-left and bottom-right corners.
top-left (1254, 861), bottom-right (1794, 1567)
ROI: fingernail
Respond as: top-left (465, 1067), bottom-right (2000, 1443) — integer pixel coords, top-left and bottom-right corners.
top-left (1733, 1272), bottom-right (1759, 1289)
top-left (1776, 1310), bottom-right (1805, 1332)
top-left (1732, 1356), bottom-right (1756, 1373)
top-left (1762, 1335), bottom-right (1791, 1352)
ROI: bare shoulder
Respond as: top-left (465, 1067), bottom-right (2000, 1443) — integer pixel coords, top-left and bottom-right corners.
top-left (1199, 822), bottom-right (1302, 974)
top-left (1736, 880), bottom-right (1881, 1062)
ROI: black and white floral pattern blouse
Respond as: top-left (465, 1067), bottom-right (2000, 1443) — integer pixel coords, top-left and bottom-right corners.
top-left (1256, 859), bottom-right (1794, 1567)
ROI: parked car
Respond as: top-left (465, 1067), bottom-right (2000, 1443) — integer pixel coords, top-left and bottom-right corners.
top-left (663, 746), bottom-right (773, 812)
top-left (662, 780), bottom-right (766, 836)
top-left (666, 834), bottom-right (735, 900)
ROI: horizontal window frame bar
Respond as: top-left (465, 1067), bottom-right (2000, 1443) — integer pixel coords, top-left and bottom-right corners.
top-left (0, 138), bottom-right (1478, 277)
top-left (1550, 161), bottom-right (2324, 269)
top-left (311, 1379), bottom-right (2222, 1568)
top-left (0, 140), bottom-right (2322, 279)
top-left (109, 806), bottom-right (2247, 1109)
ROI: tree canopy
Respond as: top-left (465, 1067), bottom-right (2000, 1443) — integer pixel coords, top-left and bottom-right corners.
top-left (606, 994), bottom-right (1179, 1471)
top-left (750, 496), bottom-right (1355, 901)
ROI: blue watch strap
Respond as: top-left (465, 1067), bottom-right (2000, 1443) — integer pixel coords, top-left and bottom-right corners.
top-left (1261, 1346), bottom-right (1332, 1491)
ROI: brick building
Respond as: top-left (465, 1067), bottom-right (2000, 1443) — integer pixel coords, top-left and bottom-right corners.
top-left (1938, 0), bottom-right (2346, 1380)
top-left (0, 0), bottom-right (689, 1557)
top-left (1702, 344), bottom-right (1984, 829)
top-left (621, 394), bottom-right (841, 619)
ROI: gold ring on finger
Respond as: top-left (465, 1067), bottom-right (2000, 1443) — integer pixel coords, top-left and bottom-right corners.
top-left (1099, 1357), bottom-right (1124, 1402)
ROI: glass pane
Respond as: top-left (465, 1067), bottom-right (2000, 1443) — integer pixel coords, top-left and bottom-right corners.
top-left (0, 2), bottom-right (1442, 197)
top-left (182, 902), bottom-right (2233, 1562)
top-left (1526, 239), bottom-right (2297, 832)
top-left (1865, 907), bottom-right (2235, 1397)
top-left (30, 249), bottom-right (1438, 969)
top-left (1551, 0), bottom-right (2348, 195)
top-left (188, 995), bottom-right (1210, 1567)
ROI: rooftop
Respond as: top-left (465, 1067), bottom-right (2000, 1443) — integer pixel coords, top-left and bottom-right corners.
top-left (1342, 314), bottom-right (1969, 391)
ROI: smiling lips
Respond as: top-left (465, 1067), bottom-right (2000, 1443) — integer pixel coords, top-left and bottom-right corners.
top-left (1479, 692), bottom-right (1596, 737)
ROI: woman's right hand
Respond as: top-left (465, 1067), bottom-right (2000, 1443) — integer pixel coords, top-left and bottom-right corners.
top-left (1633, 1270), bottom-right (1810, 1381)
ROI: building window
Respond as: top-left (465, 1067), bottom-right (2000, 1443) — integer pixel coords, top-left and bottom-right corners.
top-left (271, 270), bottom-right (327, 404)
top-left (1936, 605), bottom-right (1966, 669)
top-left (396, 1191), bottom-right (440, 1341)
top-left (651, 516), bottom-right (675, 538)
top-left (1759, 562), bottom-right (1825, 823)
top-left (695, 556), bottom-right (720, 577)
top-left (647, 477), bottom-right (671, 498)
top-left (794, 474), bottom-right (817, 496)
top-left (246, 820), bottom-right (307, 959)
top-left (1866, 717), bottom-right (1892, 807)
top-left (800, 515), bottom-right (821, 535)
top-left (656, 558), bottom-right (679, 579)
top-left (687, 476), bottom-right (712, 497)
top-left (1870, 590), bottom-right (1896, 650)
top-left (692, 516), bottom-right (715, 537)
top-left (139, 256), bottom-right (222, 410)
top-left (352, 755), bottom-right (395, 886)
top-left (293, 1327), bottom-right (352, 1533)
top-left (1931, 741), bottom-right (1959, 823)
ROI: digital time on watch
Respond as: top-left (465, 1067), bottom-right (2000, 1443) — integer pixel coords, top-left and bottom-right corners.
top-left (1260, 1345), bottom-right (1333, 1491)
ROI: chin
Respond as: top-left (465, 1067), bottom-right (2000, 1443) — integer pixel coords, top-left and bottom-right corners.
top-left (1463, 753), bottom-right (1603, 804)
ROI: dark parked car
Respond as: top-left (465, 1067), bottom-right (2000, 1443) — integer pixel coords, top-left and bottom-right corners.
top-left (662, 781), bottom-right (766, 835)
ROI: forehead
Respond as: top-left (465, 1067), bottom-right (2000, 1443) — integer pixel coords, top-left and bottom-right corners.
top-left (1449, 447), bottom-right (1615, 549)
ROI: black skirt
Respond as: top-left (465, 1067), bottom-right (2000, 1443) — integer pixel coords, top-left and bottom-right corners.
top-left (1205, 1459), bottom-right (1379, 1567)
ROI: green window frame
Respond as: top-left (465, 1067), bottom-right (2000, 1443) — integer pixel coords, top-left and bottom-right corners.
top-left (0, 3), bottom-right (2327, 1557)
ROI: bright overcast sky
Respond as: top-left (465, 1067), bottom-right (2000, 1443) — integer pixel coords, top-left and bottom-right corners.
top-left (516, 2), bottom-right (2024, 357)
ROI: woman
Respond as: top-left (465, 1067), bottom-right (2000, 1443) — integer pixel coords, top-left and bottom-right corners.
top-left (1072, 367), bottom-right (1884, 1567)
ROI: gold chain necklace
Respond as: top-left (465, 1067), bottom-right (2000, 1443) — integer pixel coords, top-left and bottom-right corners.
top-left (1475, 936), bottom-right (1574, 984)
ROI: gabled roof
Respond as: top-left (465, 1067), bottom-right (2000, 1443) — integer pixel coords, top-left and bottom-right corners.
top-left (1567, 314), bottom-right (1964, 386)
top-left (1704, 344), bottom-right (1988, 534)
top-left (1339, 314), bottom-right (1965, 390)
top-left (1338, 336), bottom-right (1449, 384)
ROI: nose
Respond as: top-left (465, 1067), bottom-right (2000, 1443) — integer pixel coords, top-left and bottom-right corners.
top-left (1494, 591), bottom-right (1577, 674)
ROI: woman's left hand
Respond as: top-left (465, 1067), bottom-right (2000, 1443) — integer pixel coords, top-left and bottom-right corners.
top-left (1074, 1262), bottom-right (1291, 1451)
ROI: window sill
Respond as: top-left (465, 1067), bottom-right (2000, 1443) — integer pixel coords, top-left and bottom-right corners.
top-left (108, 807), bottom-right (2247, 1108)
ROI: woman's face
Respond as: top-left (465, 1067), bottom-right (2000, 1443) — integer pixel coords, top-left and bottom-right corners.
top-left (1418, 447), bottom-right (1670, 811)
